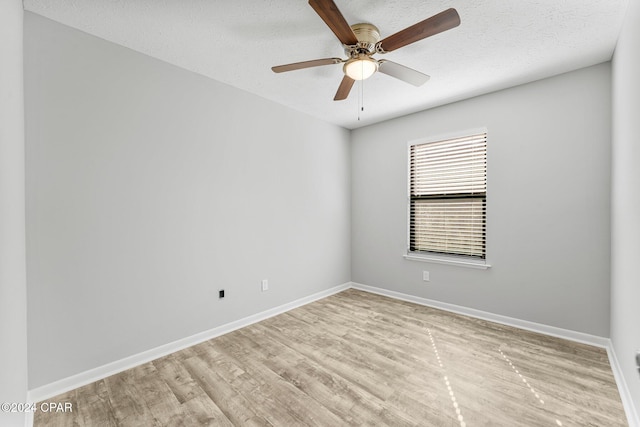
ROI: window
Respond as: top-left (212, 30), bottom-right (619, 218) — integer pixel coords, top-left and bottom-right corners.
top-left (409, 131), bottom-right (487, 260)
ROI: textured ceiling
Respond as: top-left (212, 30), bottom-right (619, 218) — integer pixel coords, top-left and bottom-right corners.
top-left (24, 0), bottom-right (628, 129)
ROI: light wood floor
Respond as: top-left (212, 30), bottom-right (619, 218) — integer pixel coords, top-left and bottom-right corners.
top-left (35, 289), bottom-right (627, 426)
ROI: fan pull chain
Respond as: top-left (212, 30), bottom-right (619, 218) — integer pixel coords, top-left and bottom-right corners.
top-left (357, 79), bottom-right (361, 121)
top-left (361, 77), bottom-right (365, 112)
top-left (358, 61), bottom-right (365, 121)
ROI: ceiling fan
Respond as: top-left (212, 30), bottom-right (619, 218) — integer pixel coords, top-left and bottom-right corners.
top-left (271, 0), bottom-right (461, 101)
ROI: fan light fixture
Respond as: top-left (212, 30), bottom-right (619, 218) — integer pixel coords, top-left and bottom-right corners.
top-left (344, 56), bottom-right (378, 80)
top-left (271, 1), bottom-right (461, 101)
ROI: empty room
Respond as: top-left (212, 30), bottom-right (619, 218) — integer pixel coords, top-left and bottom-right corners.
top-left (1, 0), bottom-right (639, 426)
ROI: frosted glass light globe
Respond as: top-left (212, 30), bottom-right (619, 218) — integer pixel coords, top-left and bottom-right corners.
top-left (344, 57), bottom-right (378, 80)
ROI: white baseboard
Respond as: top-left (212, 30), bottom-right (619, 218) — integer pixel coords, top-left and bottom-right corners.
top-left (607, 344), bottom-right (640, 427)
top-left (27, 282), bottom-right (350, 404)
top-left (350, 282), bottom-right (609, 347)
top-left (351, 282), bottom-right (639, 427)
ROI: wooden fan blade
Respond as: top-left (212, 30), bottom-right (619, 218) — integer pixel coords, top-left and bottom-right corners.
top-left (378, 60), bottom-right (430, 86)
top-left (334, 75), bottom-right (355, 100)
top-left (272, 58), bottom-right (343, 73)
top-left (309, 0), bottom-right (359, 46)
top-left (378, 8), bottom-right (460, 53)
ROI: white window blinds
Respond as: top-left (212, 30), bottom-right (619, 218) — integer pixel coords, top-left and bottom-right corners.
top-left (409, 132), bottom-right (487, 259)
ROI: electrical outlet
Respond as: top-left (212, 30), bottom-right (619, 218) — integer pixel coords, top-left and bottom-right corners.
top-left (423, 271), bottom-right (430, 282)
top-left (219, 289), bottom-right (225, 299)
top-left (261, 279), bottom-right (269, 292)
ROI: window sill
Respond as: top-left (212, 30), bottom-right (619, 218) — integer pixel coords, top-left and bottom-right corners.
top-left (403, 253), bottom-right (491, 269)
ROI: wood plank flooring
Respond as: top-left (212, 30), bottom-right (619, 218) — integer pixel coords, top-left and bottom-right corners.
top-left (34, 289), bottom-right (628, 426)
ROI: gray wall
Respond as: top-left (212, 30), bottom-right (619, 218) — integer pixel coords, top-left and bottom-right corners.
top-left (611, 0), bottom-right (640, 416)
top-left (25, 13), bottom-right (351, 389)
top-left (351, 63), bottom-right (612, 337)
top-left (0, 2), bottom-right (28, 426)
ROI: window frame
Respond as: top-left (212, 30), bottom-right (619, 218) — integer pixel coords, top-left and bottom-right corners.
top-left (405, 128), bottom-right (490, 269)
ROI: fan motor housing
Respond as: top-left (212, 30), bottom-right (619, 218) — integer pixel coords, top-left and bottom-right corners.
top-left (346, 23), bottom-right (380, 56)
